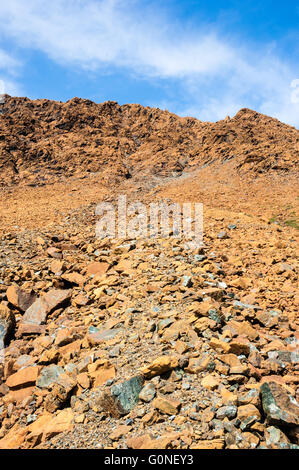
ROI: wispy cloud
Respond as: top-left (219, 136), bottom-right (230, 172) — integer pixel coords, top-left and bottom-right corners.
top-left (0, 46), bottom-right (23, 96)
top-left (0, 0), bottom-right (297, 126)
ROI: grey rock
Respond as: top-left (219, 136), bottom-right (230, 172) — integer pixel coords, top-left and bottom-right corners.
top-left (182, 275), bottom-right (192, 287)
top-left (36, 364), bottom-right (65, 389)
top-left (216, 405), bottom-right (237, 420)
top-left (217, 231), bottom-right (229, 239)
top-left (139, 382), bottom-right (156, 402)
top-left (98, 375), bottom-right (144, 417)
top-left (260, 381), bottom-right (299, 428)
top-left (233, 300), bottom-right (262, 311)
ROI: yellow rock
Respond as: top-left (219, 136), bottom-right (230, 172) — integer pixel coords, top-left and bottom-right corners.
top-left (141, 356), bottom-right (179, 378)
top-left (237, 404), bottom-right (261, 421)
top-left (191, 439), bottom-right (224, 449)
top-left (0, 425), bottom-right (28, 449)
top-left (220, 388), bottom-right (238, 405)
top-left (152, 396), bottom-right (181, 415)
top-left (201, 374), bottom-right (220, 390)
top-left (209, 337), bottom-right (231, 353)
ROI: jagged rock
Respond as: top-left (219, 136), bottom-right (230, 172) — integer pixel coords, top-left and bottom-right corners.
top-left (98, 375), bottom-right (144, 417)
top-left (44, 374), bottom-right (76, 412)
top-left (6, 285), bottom-right (36, 312)
top-left (22, 289), bottom-right (72, 325)
top-left (260, 381), bottom-right (299, 428)
top-left (141, 356), bottom-right (179, 378)
top-left (139, 382), bottom-right (156, 402)
top-left (36, 364), bottom-right (65, 389)
top-left (87, 327), bottom-right (122, 345)
top-left (216, 405), bottom-right (237, 419)
top-left (152, 396), bottom-right (181, 415)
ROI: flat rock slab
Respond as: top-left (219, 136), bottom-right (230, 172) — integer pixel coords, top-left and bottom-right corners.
top-left (84, 262), bottom-right (110, 277)
top-left (22, 289), bottom-right (72, 325)
top-left (6, 365), bottom-right (41, 390)
top-left (6, 285), bottom-right (37, 312)
top-left (88, 327), bottom-right (122, 345)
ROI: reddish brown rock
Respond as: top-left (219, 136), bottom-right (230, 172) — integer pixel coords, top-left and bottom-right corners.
top-left (21, 289), bottom-right (72, 325)
top-left (16, 323), bottom-right (46, 337)
top-left (84, 262), bottom-right (110, 277)
top-left (47, 247), bottom-right (63, 259)
top-left (6, 285), bottom-right (36, 312)
top-left (61, 272), bottom-right (85, 286)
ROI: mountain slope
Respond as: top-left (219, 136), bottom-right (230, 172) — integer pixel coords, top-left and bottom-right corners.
top-left (0, 96), bottom-right (298, 186)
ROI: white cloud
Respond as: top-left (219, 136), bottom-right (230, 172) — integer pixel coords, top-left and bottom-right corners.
top-left (0, 0), bottom-right (234, 76)
top-left (0, 49), bottom-right (20, 71)
top-left (0, 47), bottom-right (22, 97)
top-left (0, 0), bottom-right (297, 126)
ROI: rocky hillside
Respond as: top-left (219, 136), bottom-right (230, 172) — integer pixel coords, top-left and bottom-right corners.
top-left (0, 95), bottom-right (298, 450)
top-left (0, 208), bottom-right (298, 449)
top-left (0, 95), bottom-right (298, 186)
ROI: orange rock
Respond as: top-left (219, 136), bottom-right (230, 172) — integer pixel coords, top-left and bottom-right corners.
top-left (185, 356), bottom-right (210, 374)
top-left (50, 260), bottom-right (66, 275)
top-left (152, 396), bottom-right (181, 415)
top-left (191, 439), bottom-right (224, 449)
top-left (42, 408), bottom-right (74, 442)
top-left (77, 372), bottom-right (90, 389)
top-left (220, 388), bottom-right (238, 405)
top-left (61, 272), bottom-right (85, 286)
top-left (219, 353), bottom-right (242, 368)
top-left (110, 425), bottom-right (132, 440)
top-left (141, 356), bottom-right (179, 378)
top-left (237, 404), bottom-right (261, 421)
top-left (90, 361), bottom-right (116, 387)
top-left (6, 365), bottom-right (41, 390)
top-left (228, 337), bottom-right (251, 356)
top-left (126, 434), bottom-right (154, 449)
top-left (0, 425), bottom-right (28, 449)
top-left (3, 386), bottom-right (36, 404)
top-left (84, 262), bottom-right (110, 277)
top-left (209, 337), bottom-right (231, 353)
top-left (201, 374), bottom-right (220, 390)
top-left (6, 285), bottom-right (36, 312)
top-left (115, 259), bottom-right (134, 274)
top-left (26, 409), bottom-right (74, 445)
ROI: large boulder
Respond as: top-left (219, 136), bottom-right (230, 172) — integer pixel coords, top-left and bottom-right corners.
top-left (260, 381), bottom-right (299, 428)
top-left (22, 289), bottom-right (72, 325)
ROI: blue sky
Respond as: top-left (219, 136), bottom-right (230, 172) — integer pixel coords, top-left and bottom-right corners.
top-left (0, 0), bottom-right (298, 126)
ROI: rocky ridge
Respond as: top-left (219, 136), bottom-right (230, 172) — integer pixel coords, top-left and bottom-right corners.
top-left (0, 95), bottom-right (298, 187)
